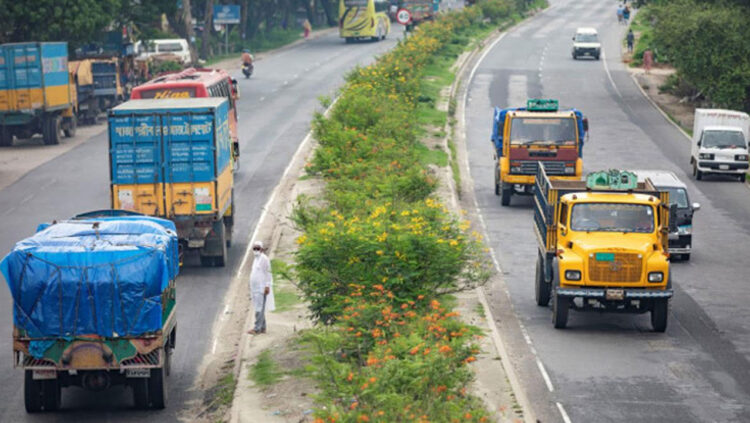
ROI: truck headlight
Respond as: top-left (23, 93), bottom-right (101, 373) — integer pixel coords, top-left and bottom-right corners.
top-left (648, 272), bottom-right (664, 283)
top-left (510, 166), bottom-right (522, 173)
top-left (735, 154), bottom-right (748, 161)
top-left (677, 225), bottom-right (691, 235)
top-left (564, 166), bottom-right (575, 174)
top-left (699, 153), bottom-right (714, 160)
top-left (565, 270), bottom-right (581, 281)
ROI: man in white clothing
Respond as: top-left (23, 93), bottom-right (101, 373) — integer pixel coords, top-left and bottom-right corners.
top-left (248, 241), bottom-right (275, 334)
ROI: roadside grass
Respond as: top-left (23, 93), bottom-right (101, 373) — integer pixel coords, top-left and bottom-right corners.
top-left (629, 7), bottom-right (660, 67)
top-left (474, 302), bottom-right (486, 318)
top-left (273, 288), bottom-right (301, 312)
top-left (416, 142), bottom-right (449, 167)
top-left (249, 350), bottom-right (284, 387)
top-left (214, 373), bottom-right (236, 406)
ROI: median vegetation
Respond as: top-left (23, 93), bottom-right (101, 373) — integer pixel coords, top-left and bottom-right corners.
top-left (631, 0), bottom-right (750, 112)
top-left (290, 1), bottom-right (542, 421)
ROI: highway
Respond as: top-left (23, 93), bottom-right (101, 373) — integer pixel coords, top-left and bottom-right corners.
top-left (464, 0), bottom-right (750, 421)
top-left (0, 28), bottom-right (403, 421)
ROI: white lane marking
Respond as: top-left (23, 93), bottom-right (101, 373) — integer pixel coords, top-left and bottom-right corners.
top-left (293, 74), bottom-right (299, 79)
top-left (537, 359), bottom-right (554, 392)
top-left (508, 74), bottom-right (528, 110)
top-left (3, 206), bottom-right (17, 216)
top-left (557, 402), bottom-right (573, 423)
top-left (260, 96), bottom-right (265, 102)
top-left (20, 194), bottom-right (34, 205)
top-left (601, 48), bottom-right (622, 98)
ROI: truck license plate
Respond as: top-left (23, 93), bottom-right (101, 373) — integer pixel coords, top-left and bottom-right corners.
top-left (32, 370), bottom-right (57, 380)
top-left (719, 164), bottom-right (729, 170)
top-left (125, 368), bottom-right (151, 378)
top-left (605, 289), bottom-right (624, 301)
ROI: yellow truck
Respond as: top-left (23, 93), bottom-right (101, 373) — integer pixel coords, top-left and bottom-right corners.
top-left (492, 99), bottom-right (588, 206)
top-left (533, 168), bottom-right (676, 331)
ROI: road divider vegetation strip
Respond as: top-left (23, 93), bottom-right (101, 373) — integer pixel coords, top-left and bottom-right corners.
top-left (282, 1), bottom-right (543, 421)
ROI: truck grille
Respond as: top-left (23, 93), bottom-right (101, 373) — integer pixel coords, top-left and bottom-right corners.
top-left (516, 161), bottom-right (567, 175)
top-left (588, 253), bottom-right (642, 283)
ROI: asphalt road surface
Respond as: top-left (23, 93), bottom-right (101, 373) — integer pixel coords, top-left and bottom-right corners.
top-left (465, 0), bottom-right (750, 422)
top-left (0, 27), bottom-right (404, 422)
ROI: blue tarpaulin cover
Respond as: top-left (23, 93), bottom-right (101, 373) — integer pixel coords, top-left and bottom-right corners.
top-left (1, 216), bottom-right (179, 339)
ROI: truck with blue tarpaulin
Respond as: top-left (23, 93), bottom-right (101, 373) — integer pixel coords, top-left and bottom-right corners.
top-left (492, 99), bottom-right (588, 206)
top-left (1, 212), bottom-right (179, 411)
top-left (0, 42), bottom-right (78, 146)
top-left (108, 97), bottom-right (235, 266)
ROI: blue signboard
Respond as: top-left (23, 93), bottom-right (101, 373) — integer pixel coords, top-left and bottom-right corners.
top-left (213, 5), bottom-right (241, 24)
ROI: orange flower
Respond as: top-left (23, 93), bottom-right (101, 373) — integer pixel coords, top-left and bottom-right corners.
top-left (401, 303), bottom-right (408, 309)
top-left (423, 348), bottom-right (431, 355)
top-left (347, 372), bottom-right (354, 382)
top-left (358, 416), bottom-right (370, 422)
top-left (436, 385), bottom-right (447, 393)
top-left (350, 402), bottom-right (359, 410)
top-left (438, 345), bottom-right (452, 354)
top-left (369, 377), bottom-right (377, 383)
top-left (409, 346), bottom-right (420, 355)
top-left (464, 356), bottom-right (476, 363)
top-left (464, 413), bottom-right (472, 419)
top-left (355, 331), bottom-right (362, 337)
top-left (366, 356), bottom-right (379, 366)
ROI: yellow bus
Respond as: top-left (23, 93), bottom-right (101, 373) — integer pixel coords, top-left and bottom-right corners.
top-left (339, 0), bottom-right (391, 43)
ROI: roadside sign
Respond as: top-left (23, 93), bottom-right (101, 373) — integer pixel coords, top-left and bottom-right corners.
top-left (396, 8), bottom-right (412, 25)
top-left (213, 5), bottom-right (241, 24)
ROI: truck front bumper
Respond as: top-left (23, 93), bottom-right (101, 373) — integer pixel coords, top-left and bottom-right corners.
top-left (557, 287), bottom-right (673, 300)
top-left (697, 160), bottom-right (749, 173)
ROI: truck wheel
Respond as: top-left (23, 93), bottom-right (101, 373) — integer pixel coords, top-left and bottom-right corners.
top-left (682, 253), bottom-right (690, 261)
top-left (692, 163), bottom-right (703, 180)
top-left (651, 299), bottom-right (669, 332)
top-left (0, 126), bottom-right (13, 147)
top-left (535, 256), bottom-right (551, 306)
top-left (24, 371), bottom-right (43, 412)
top-left (214, 221), bottom-right (227, 267)
top-left (63, 114), bottom-right (77, 138)
top-left (552, 292), bottom-right (569, 329)
top-left (738, 174), bottom-right (746, 183)
top-left (148, 358), bottom-right (168, 409)
top-left (494, 168), bottom-right (500, 196)
top-left (132, 378), bottom-right (149, 409)
top-left (43, 115), bottom-right (61, 145)
top-left (42, 379), bottom-right (61, 411)
top-left (500, 183), bottom-right (512, 206)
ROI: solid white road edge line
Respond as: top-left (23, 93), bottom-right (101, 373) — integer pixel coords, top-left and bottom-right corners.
top-left (601, 48), bottom-right (623, 99)
top-left (537, 359), bottom-right (554, 392)
top-left (557, 402), bottom-right (573, 423)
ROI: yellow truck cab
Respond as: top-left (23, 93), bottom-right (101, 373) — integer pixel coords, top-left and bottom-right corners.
top-left (492, 99), bottom-right (588, 206)
top-left (533, 168), bottom-right (676, 331)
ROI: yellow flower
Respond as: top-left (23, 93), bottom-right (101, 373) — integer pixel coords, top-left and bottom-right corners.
top-left (449, 240), bottom-right (459, 247)
top-left (377, 232), bottom-right (388, 242)
top-left (376, 250), bottom-right (383, 256)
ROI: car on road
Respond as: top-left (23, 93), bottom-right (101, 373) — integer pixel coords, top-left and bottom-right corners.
top-left (135, 39), bottom-right (191, 65)
top-left (572, 27), bottom-right (600, 60)
top-left (633, 170), bottom-right (700, 261)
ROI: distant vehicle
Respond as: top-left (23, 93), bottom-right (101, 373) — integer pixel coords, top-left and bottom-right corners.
top-left (109, 98), bottom-right (235, 267)
top-left (135, 39), bottom-right (191, 65)
top-left (491, 99), bottom-right (588, 206)
top-left (0, 42), bottom-right (78, 146)
top-left (572, 27), bottom-right (600, 60)
top-left (339, 0), bottom-right (391, 42)
top-left (534, 169), bottom-right (676, 331)
top-left (2, 212), bottom-right (178, 411)
top-left (633, 170), bottom-right (700, 261)
top-left (690, 108), bottom-right (749, 182)
top-left (242, 62), bottom-right (253, 79)
top-left (68, 58), bottom-right (124, 124)
top-left (130, 68), bottom-right (240, 166)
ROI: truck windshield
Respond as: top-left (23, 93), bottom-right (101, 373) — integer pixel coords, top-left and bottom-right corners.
top-left (664, 188), bottom-right (688, 209)
top-left (509, 117), bottom-right (577, 146)
top-left (701, 130), bottom-right (747, 149)
top-left (571, 203), bottom-right (655, 233)
top-left (575, 33), bottom-right (598, 43)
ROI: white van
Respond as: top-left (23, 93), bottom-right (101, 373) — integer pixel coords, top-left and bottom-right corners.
top-left (136, 39), bottom-right (191, 64)
top-left (572, 27), bottom-right (600, 60)
top-left (690, 109), bottom-right (750, 181)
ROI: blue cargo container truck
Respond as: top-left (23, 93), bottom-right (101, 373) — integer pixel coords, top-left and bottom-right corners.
top-left (108, 98), bottom-right (234, 266)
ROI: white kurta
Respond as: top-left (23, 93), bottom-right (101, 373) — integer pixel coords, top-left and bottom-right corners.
top-left (249, 253), bottom-right (275, 312)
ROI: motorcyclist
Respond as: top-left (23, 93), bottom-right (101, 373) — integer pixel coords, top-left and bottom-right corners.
top-left (241, 49), bottom-right (253, 67)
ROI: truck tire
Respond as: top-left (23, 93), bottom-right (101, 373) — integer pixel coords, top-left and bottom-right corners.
top-left (24, 371), bottom-right (43, 412)
top-left (41, 379), bottom-right (61, 411)
top-left (148, 357), bottom-right (168, 409)
top-left (535, 256), bottom-right (551, 306)
top-left (738, 174), bottom-right (746, 183)
top-left (43, 114), bottom-right (61, 145)
top-left (682, 253), bottom-right (690, 261)
top-left (0, 126), bottom-right (13, 147)
top-left (200, 220), bottom-right (227, 267)
top-left (132, 378), bottom-right (149, 409)
top-left (500, 183), bottom-right (512, 206)
top-left (494, 168), bottom-right (500, 196)
top-left (63, 114), bottom-right (77, 138)
top-left (552, 292), bottom-right (569, 329)
top-left (651, 299), bottom-right (668, 332)
top-left (214, 221), bottom-right (227, 267)
top-left (692, 163), bottom-right (703, 180)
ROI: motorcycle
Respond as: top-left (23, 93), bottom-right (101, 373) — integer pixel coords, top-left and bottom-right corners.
top-left (242, 62), bottom-right (254, 79)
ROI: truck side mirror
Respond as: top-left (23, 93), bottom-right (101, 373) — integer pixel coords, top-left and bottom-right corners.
top-left (692, 202), bottom-right (700, 211)
top-left (582, 117), bottom-right (589, 132)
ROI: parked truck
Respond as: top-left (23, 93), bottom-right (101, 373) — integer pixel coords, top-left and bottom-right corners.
top-left (1, 212), bottom-right (178, 411)
top-left (533, 168), bottom-right (676, 331)
top-left (0, 42), bottom-right (78, 146)
top-left (690, 108), bottom-right (749, 182)
top-left (108, 97), bottom-right (234, 266)
top-left (492, 99), bottom-right (588, 206)
top-left (69, 58), bottom-right (124, 124)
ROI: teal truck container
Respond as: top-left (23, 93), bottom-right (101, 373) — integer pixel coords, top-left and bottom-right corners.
top-left (0, 42), bottom-right (78, 146)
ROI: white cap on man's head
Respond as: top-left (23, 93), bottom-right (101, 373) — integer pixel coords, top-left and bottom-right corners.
top-left (253, 241), bottom-right (264, 249)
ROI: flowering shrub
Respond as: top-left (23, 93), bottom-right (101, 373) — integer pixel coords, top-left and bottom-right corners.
top-left (291, 1), bottom-right (538, 421)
